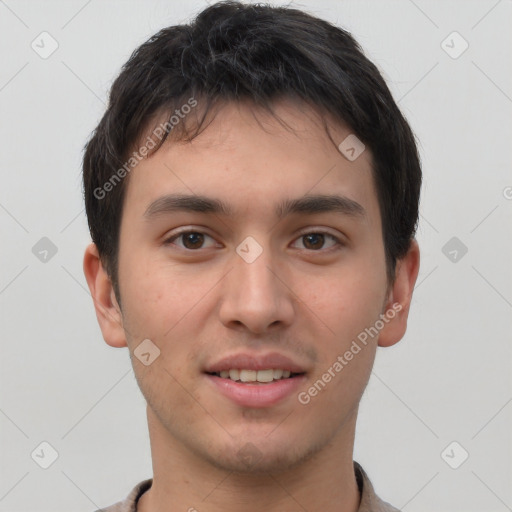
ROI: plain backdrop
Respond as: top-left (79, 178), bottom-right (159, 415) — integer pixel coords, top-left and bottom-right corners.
top-left (1, 1), bottom-right (511, 511)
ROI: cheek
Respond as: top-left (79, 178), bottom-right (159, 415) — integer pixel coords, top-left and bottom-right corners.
top-left (297, 266), bottom-right (385, 342)
top-left (135, 360), bottom-right (204, 433)
top-left (120, 259), bottom-right (214, 388)
top-left (120, 256), bottom-right (196, 337)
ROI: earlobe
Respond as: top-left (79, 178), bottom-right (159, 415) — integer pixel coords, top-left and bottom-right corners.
top-left (378, 239), bottom-right (420, 348)
top-left (83, 243), bottom-right (128, 348)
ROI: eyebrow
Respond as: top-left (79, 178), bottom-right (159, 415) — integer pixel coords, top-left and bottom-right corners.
top-left (143, 193), bottom-right (366, 220)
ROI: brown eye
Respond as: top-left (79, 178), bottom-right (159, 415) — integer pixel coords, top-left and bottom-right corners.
top-left (181, 232), bottom-right (205, 249)
top-left (293, 231), bottom-right (340, 251)
top-left (164, 231), bottom-right (216, 250)
top-left (302, 233), bottom-right (325, 250)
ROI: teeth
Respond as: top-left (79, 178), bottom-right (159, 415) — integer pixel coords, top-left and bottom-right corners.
top-left (240, 369), bottom-right (257, 382)
top-left (254, 369), bottom-right (274, 382)
top-left (215, 369), bottom-right (297, 382)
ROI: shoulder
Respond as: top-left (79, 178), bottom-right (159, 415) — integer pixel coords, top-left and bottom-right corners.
top-left (354, 461), bottom-right (401, 512)
top-left (93, 479), bottom-right (153, 512)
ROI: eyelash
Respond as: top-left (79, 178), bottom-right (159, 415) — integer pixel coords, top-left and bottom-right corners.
top-left (163, 228), bottom-right (344, 252)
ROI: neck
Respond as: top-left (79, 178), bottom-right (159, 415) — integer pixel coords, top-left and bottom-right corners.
top-left (138, 406), bottom-right (361, 512)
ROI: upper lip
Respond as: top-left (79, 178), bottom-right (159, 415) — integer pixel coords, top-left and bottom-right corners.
top-left (204, 352), bottom-right (308, 374)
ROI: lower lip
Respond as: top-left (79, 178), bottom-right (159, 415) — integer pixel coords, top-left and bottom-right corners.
top-left (205, 373), bottom-right (307, 408)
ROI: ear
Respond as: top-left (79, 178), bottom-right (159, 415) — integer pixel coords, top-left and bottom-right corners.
top-left (378, 239), bottom-right (420, 348)
top-left (83, 243), bottom-right (127, 348)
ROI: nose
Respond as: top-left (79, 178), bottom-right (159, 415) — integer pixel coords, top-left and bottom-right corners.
top-left (218, 242), bottom-right (295, 334)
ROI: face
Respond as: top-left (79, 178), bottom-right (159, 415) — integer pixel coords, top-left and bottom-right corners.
top-left (87, 98), bottom-right (415, 474)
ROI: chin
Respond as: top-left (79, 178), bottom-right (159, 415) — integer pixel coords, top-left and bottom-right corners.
top-left (202, 436), bottom-right (322, 475)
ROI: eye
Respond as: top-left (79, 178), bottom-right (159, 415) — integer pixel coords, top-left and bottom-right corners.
top-left (291, 231), bottom-right (342, 251)
top-left (163, 229), bottom-right (344, 252)
top-left (163, 230), bottom-right (218, 250)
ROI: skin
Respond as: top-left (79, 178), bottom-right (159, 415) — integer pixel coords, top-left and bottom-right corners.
top-left (84, 98), bottom-right (419, 512)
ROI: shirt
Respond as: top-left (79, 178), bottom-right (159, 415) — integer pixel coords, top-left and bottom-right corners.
top-left (94, 461), bottom-right (400, 512)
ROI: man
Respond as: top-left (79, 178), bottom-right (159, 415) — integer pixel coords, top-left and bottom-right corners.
top-left (82, 1), bottom-right (421, 511)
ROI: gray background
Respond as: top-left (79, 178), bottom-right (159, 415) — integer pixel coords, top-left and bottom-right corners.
top-left (1, 0), bottom-right (511, 511)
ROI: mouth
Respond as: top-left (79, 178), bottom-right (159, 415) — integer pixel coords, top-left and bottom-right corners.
top-left (204, 369), bottom-right (307, 408)
top-left (203, 352), bottom-right (309, 407)
top-left (205, 368), bottom-right (306, 384)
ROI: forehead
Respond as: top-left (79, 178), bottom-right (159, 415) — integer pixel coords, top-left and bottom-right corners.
top-left (122, 98), bottom-right (379, 226)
